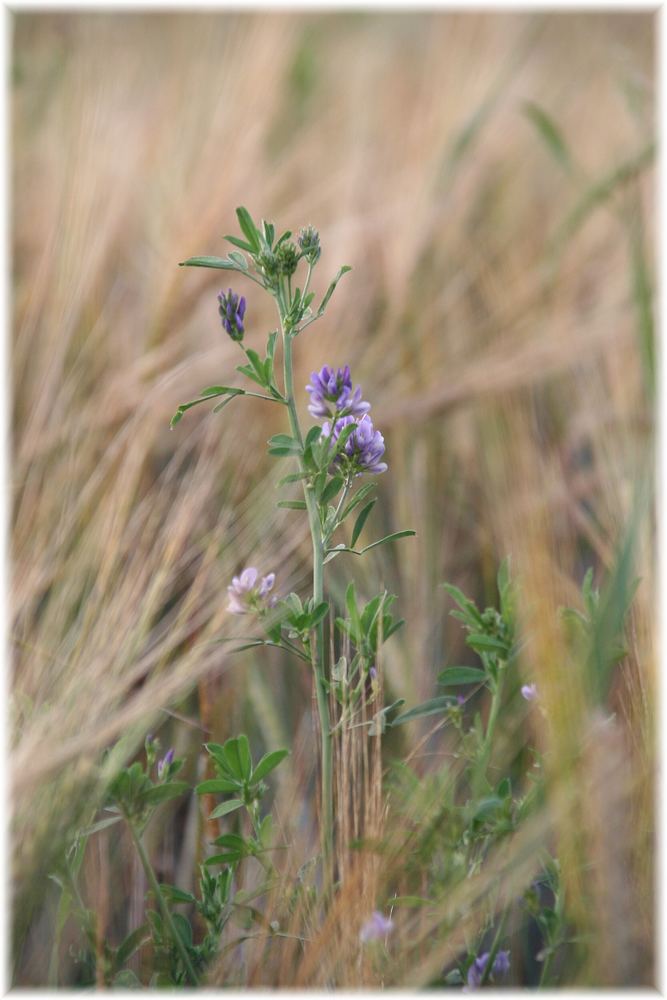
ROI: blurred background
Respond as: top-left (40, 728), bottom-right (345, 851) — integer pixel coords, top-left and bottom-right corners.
top-left (11, 10), bottom-right (655, 987)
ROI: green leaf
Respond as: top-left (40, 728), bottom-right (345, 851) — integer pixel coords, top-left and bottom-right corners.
top-left (437, 666), bottom-right (488, 686)
top-left (172, 912), bottom-right (193, 948)
top-left (307, 601), bottom-right (329, 630)
top-left (157, 884), bottom-right (197, 904)
top-left (205, 852), bottom-right (241, 867)
top-left (305, 425), bottom-right (322, 450)
top-left (209, 798), bottom-right (244, 819)
top-left (224, 234), bottom-right (255, 253)
top-left (466, 634), bottom-right (509, 655)
top-left (236, 364), bottom-right (266, 389)
top-left (277, 499), bottom-right (307, 510)
top-left (391, 697), bottom-right (455, 726)
top-left (179, 255), bottom-right (243, 270)
top-left (317, 265), bottom-right (352, 316)
top-left (228, 251), bottom-right (249, 270)
top-left (441, 583), bottom-right (485, 626)
top-left (196, 778), bottom-right (240, 795)
top-left (350, 500), bottom-right (376, 548)
top-left (170, 387), bottom-right (244, 427)
top-left (278, 471), bottom-right (310, 486)
top-left (80, 815), bottom-right (123, 836)
top-left (522, 101), bottom-right (572, 171)
top-left (360, 529), bottom-right (416, 554)
top-left (245, 348), bottom-right (266, 383)
top-left (320, 476), bottom-right (344, 505)
top-left (268, 434), bottom-right (301, 453)
top-left (115, 924), bottom-right (151, 969)
top-left (237, 735), bottom-right (252, 781)
top-left (236, 206), bottom-right (261, 252)
top-left (143, 782), bottom-right (190, 806)
top-left (251, 749), bottom-right (289, 784)
top-left (274, 230), bottom-right (292, 249)
top-left (341, 482), bottom-right (376, 519)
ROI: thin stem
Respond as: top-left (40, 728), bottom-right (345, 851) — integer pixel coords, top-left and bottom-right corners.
top-left (474, 660), bottom-right (506, 797)
top-left (128, 820), bottom-right (200, 986)
top-left (279, 318), bottom-right (333, 887)
top-left (479, 908), bottom-right (508, 987)
top-left (325, 478), bottom-right (351, 544)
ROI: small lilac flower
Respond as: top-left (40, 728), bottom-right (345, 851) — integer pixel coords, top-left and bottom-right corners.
top-left (306, 365), bottom-right (371, 420)
top-left (359, 911), bottom-right (394, 943)
top-left (457, 694), bottom-right (466, 706)
top-left (521, 683), bottom-right (538, 702)
top-left (322, 414), bottom-right (387, 476)
top-left (466, 950), bottom-right (510, 989)
top-left (227, 567), bottom-right (276, 615)
top-left (157, 748), bottom-right (175, 780)
top-left (369, 666), bottom-right (378, 681)
top-left (218, 288), bottom-right (246, 341)
top-left (298, 224), bottom-right (321, 264)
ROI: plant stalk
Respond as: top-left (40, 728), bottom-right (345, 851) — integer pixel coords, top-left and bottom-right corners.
top-left (281, 324), bottom-right (333, 886)
top-left (128, 821), bottom-right (200, 986)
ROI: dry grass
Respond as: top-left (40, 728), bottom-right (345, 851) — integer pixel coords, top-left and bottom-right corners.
top-left (11, 10), bottom-right (654, 986)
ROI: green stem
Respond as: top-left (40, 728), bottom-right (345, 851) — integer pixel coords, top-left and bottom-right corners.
top-left (474, 660), bottom-right (506, 797)
top-left (281, 323), bottom-right (333, 886)
top-left (128, 821), bottom-right (200, 986)
top-left (479, 908), bottom-right (508, 987)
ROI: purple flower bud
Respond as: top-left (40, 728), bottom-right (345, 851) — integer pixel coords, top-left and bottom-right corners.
top-left (218, 288), bottom-right (246, 342)
top-left (157, 748), bottom-right (175, 780)
top-left (306, 365), bottom-right (370, 420)
top-left (466, 950), bottom-right (510, 989)
top-left (321, 414), bottom-right (387, 476)
top-left (359, 911), bottom-right (394, 943)
top-left (227, 566), bottom-right (277, 615)
top-left (521, 683), bottom-right (538, 702)
top-left (369, 666), bottom-right (378, 681)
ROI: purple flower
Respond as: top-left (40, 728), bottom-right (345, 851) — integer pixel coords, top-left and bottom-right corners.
top-left (466, 950), bottom-right (510, 989)
top-left (157, 747), bottom-right (175, 780)
top-left (322, 414), bottom-right (387, 476)
top-left (227, 567), bottom-right (276, 615)
top-left (306, 365), bottom-right (370, 420)
top-left (360, 911), bottom-right (394, 943)
top-left (218, 288), bottom-right (246, 341)
top-left (521, 683), bottom-right (538, 702)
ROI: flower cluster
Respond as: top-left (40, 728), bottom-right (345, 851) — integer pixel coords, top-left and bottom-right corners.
top-left (322, 413), bottom-right (387, 476)
top-left (218, 288), bottom-right (246, 341)
top-left (227, 567), bottom-right (276, 615)
top-left (298, 224), bottom-right (321, 264)
top-left (466, 950), bottom-right (510, 989)
top-left (306, 365), bottom-right (370, 420)
top-left (359, 910), bottom-right (394, 943)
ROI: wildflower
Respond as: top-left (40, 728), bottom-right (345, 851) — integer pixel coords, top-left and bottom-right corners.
top-left (521, 683), bottom-right (538, 702)
top-left (360, 911), bottom-right (394, 943)
top-left (276, 241), bottom-right (299, 277)
top-left (322, 414), bottom-right (387, 476)
top-left (218, 288), bottom-right (246, 341)
top-left (157, 748), bottom-right (175, 780)
top-left (257, 250), bottom-right (279, 290)
top-left (227, 567), bottom-right (276, 615)
top-left (466, 950), bottom-right (510, 989)
top-left (306, 365), bottom-right (370, 420)
top-left (298, 224), bottom-right (321, 264)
